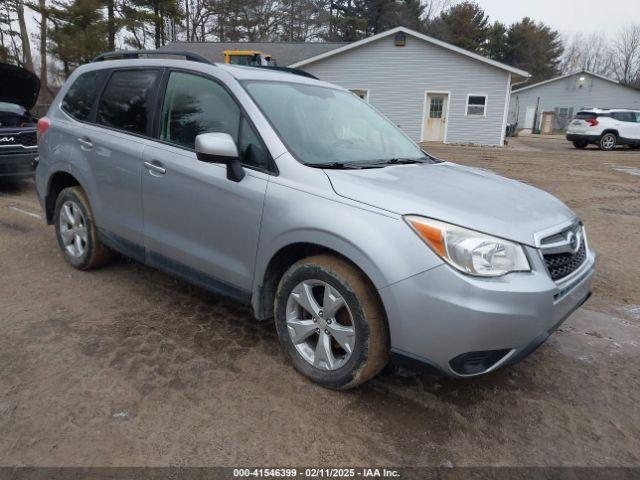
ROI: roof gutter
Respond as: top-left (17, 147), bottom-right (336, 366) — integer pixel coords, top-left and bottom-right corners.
top-left (511, 75), bottom-right (531, 91)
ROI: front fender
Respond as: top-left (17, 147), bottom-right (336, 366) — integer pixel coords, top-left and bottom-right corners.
top-left (254, 178), bottom-right (443, 294)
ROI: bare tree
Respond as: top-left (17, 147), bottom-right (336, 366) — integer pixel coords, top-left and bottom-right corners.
top-left (7, 0), bottom-right (34, 71)
top-left (611, 24), bottom-right (640, 86)
top-left (422, 0), bottom-right (452, 27)
top-left (560, 32), bottom-right (614, 76)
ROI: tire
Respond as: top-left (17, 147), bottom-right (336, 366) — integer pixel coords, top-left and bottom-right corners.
top-left (572, 140), bottom-right (588, 149)
top-left (54, 186), bottom-right (112, 270)
top-left (629, 145), bottom-right (640, 150)
top-left (274, 254), bottom-right (389, 389)
top-left (599, 133), bottom-right (617, 151)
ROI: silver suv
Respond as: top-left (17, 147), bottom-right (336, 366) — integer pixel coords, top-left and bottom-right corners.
top-left (35, 52), bottom-right (596, 388)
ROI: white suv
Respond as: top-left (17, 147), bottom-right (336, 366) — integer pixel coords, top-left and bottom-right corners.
top-left (566, 109), bottom-right (640, 151)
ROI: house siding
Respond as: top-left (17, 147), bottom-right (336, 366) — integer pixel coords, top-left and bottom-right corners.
top-left (510, 73), bottom-right (640, 127)
top-left (301, 35), bottom-right (511, 146)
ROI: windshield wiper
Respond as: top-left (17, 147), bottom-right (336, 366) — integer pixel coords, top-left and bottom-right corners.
top-left (366, 157), bottom-right (430, 166)
top-left (308, 162), bottom-right (381, 169)
top-left (308, 157), bottom-right (431, 169)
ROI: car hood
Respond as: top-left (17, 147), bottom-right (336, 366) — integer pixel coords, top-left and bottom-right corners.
top-left (0, 62), bottom-right (41, 110)
top-left (324, 162), bottom-right (576, 246)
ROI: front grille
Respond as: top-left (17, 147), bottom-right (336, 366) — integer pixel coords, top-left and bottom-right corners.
top-left (543, 241), bottom-right (587, 281)
top-left (0, 130), bottom-right (37, 148)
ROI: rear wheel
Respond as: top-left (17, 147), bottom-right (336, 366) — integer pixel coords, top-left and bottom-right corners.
top-left (274, 254), bottom-right (389, 389)
top-left (54, 186), bottom-right (113, 270)
top-left (599, 133), bottom-right (617, 151)
top-left (572, 140), bottom-right (588, 149)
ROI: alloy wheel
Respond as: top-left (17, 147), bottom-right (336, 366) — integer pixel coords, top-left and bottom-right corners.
top-left (59, 200), bottom-right (88, 258)
top-left (601, 134), bottom-right (616, 150)
top-left (285, 280), bottom-right (356, 371)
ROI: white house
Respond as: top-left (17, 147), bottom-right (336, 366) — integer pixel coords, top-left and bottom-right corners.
top-left (510, 70), bottom-right (640, 131)
top-left (162, 27), bottom-right (530, 146)
top-left (290, 27), bottom-right (529, 146)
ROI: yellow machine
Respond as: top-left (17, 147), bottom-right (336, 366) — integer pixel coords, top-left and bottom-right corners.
top-left (223, 50), bottom-right (276, 66)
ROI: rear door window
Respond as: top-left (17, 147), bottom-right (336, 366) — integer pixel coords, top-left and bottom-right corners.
top-left (612, 112), bottom-right (636, 122)
top-left (61, 71), bottom-right (105, 121)
top-left (97, 70), bottom-right (161, 135)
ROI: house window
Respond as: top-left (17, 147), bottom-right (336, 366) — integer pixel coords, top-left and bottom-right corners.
top-left (429, 97), bottom-right (444, 118)
top-left (349, 89), bottom-right (368, 102)
top-left (466, 95), bottom-right (487, 116)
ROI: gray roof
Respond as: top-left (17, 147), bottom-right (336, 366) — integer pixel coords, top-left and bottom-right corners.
top-left (158, 41), bottom-right (348, 67)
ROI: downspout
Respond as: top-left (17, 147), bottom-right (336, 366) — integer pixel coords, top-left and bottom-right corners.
top-left (509, 75), bottom-right (531, 131)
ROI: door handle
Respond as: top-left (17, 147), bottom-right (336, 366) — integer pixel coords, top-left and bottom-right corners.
top-left (77, 137), bottom-right (93, 149)
top-left (144, 160), bottom-right (166, 175)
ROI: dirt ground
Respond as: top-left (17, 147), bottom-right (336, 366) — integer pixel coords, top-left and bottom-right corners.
top-left (0, 135), bottom-right (639, 467)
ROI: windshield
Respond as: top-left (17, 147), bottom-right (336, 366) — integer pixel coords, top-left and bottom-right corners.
top-left (242, 81), bottom-right (427, 166)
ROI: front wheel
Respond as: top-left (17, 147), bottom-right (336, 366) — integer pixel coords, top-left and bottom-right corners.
top-left (274, 254), bottom-right (389, 389)
top-left (599, 133), bottom-right (617, 151)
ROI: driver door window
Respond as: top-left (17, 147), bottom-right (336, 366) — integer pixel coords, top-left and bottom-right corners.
top-left (160, 71), bottom-right (268, 170)
top-left (160, 72), bottom-right (240, 148)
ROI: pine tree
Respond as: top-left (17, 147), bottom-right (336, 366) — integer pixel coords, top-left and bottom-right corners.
top-left (484, 21), bottom-right (508, 62)
top-left (124, 0), bottom-right (181, 48)
top-left (505, 17), bottom-right (563, 83)
top-left (428, 1), bottom-right (489, 54)
top-left (48, 0), bottom-right (108, 76)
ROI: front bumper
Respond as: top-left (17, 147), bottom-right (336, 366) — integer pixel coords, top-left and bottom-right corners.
top-left (0, 150), bottom-right (38, 178)
top-left (380, 245), bottom-right (596, 378)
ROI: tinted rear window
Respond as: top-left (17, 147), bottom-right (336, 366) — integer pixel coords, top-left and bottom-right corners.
top-left (575, 112), bottom-right (597, 120)
top-left (62, 71), bottom-right (104, 121)
top-left (97, 70), bottom-right (160, 135)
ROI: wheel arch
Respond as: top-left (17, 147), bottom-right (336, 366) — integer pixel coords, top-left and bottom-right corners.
top-left (600, 129), bottom-right (619, 138)
top-left (253, 237), bottom-right (387, 321)
top-left (45, 169), bottom-right (83, 224)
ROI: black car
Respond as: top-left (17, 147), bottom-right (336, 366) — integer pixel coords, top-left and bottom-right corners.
top-left (0, 62), bottom-right (40, 179)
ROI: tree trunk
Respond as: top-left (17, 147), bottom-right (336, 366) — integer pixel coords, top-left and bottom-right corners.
top-left (107, 0), bottom-right (115, 50)
top-left (16, 0), bottom-right (34, 72)
top-left (38, 0), bottom-right (50, 102)
top-left (154, 5), bottom-right (161, 48)
top-left (185, 0), bottom-right (190, 41)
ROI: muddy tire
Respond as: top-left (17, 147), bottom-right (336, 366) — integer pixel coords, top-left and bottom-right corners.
top-left (274, 254), bottom-right (389, 389)
top-left (599, 133), bottom-right (617, 151)
top-left (54, 186), bottom-right (113, 270)
top-left (573, 140), bottom-right (588, 149)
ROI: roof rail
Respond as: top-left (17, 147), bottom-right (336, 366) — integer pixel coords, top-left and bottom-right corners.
top-left (250, 65), bottom-right (318, 79)
top-left (92, 50), bottom-right (213, 65)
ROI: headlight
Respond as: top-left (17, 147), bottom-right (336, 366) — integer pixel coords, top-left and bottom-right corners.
top-left (404, 216), bottom-right (530, 277)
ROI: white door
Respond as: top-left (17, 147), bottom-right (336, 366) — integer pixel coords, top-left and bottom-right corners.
top-left (524, 107), bottom-right (536, 129)
top-left (422, 93), bottom-right (448, 142)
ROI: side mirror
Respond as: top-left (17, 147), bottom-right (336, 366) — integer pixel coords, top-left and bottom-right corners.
top-left (195, 132), bottom-right (245, 182)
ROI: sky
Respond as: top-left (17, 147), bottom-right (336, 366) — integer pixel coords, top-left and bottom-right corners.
top-left (476, 0), bottom-right (640, 37)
